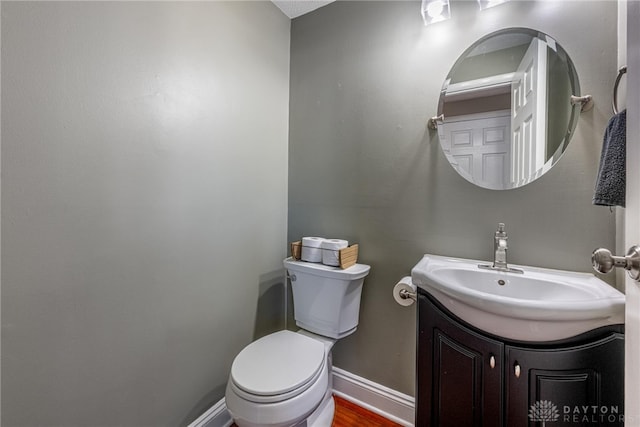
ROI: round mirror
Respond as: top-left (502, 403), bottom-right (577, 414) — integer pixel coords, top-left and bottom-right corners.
top-left (436, 28), bottom-right (582, 190)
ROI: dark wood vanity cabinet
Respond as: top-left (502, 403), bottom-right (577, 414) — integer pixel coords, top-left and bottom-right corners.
top-left (506, 336), bottom-right (625, 426)
top-left (417, 291), bottom-right (504, 427)
top-left (417, 290), bottom-right (624, 427)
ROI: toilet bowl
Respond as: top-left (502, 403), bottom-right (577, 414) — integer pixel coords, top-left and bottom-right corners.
top-left (225, 330), bottom-right (334, 427)
top-left (225, 258), bottom-right (370, 427)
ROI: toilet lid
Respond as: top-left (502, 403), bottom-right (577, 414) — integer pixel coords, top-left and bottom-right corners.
top-left (231, 330), bottom-right (325, 397)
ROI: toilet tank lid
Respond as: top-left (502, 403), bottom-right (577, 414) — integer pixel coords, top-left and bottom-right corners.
top-left (283, 258), bottom-right (370, 280)
top-left (230, 330), bottom-right (325, 396)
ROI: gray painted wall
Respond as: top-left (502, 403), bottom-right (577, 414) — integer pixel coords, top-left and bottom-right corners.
top-left (289, 0), bottom-right (617, 396)
top-left (0, 0), bottom-right (621, 422)
top-left (2, 2), bottom-right (289, 425)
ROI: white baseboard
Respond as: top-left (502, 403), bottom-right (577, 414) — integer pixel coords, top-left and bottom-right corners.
top-left (189, 368), bottom-right (415, 427)
top-left (187, 397), bottom-right (233, 427)
top-left (331, 367), bottom-right (415, 427)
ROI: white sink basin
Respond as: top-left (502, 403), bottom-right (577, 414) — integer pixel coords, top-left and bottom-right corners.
top-left (411, 254), bottom-right (625, 342)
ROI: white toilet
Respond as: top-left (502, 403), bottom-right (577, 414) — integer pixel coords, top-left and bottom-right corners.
top-left (225, 257), bottom-right (371, 427)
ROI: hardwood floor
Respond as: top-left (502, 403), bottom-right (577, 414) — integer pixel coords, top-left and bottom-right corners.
top-left (332, 395), bottom-right (402, 426)
top-left (230, 394), bottom-right (403, 427)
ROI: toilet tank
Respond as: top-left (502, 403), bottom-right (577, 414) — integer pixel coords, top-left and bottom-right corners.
top-left (283, 258), bottom-right (371, 339)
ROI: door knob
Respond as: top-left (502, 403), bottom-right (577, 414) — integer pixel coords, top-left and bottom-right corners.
top-left (592, 245), bottom-right (640, 281)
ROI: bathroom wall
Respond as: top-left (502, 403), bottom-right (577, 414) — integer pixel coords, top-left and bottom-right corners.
top-left (2, 2), bottom-right (289, 426)
top-left (289, 0), bottom-right (617, 396)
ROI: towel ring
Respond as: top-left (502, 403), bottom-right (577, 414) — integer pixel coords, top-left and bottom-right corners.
top-left (613, 65), bottom-right (627, 114)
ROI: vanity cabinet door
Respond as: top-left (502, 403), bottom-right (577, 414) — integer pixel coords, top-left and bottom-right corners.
top-left (505, 333), bottom-right (624, 427)
top-left (417, 293), bottom-right (504, 427)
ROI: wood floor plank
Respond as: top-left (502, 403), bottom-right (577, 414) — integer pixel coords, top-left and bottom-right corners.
top-left (332, 395), bottom-right (402, 427)
top-left (230, 394), bottom-right (402, 427)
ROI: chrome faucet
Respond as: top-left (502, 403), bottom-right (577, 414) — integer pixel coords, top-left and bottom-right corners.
top-left (493, 223), bottom-right (508, 270)
top-left (479, 223), bottom-right (523, 274)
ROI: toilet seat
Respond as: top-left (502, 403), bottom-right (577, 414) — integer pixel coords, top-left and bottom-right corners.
top-left (230, 330), bottom-right (326, 404)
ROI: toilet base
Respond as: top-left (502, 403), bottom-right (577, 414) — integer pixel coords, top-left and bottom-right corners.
top-left (293, 390), bottom-right (335, 427)
top-left (307, 391), bottom-right (335, 427)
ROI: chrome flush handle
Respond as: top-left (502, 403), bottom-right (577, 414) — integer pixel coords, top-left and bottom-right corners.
top-left (592, 246), bottom-right (640, 281)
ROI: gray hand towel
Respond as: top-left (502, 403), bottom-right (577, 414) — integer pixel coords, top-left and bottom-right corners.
top-left (593, 110), bottom-right (626, 207)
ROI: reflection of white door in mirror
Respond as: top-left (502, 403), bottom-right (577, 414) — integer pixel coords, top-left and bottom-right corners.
top-left (439, 110), bottom-right (511, 189)
top-left (437, 28), bottom-right (581, 190)
top-left (511, 37), bottom-right (547, 187)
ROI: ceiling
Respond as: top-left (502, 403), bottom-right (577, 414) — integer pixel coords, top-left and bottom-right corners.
top-left (271, 0), bottom-right (336, 18)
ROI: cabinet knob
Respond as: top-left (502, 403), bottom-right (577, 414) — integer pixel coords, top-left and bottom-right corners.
top-left (489, 355), bottom-right (496, 369)
top-left (514, 363), bottom-right (521, 378)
